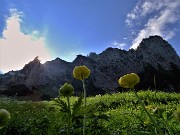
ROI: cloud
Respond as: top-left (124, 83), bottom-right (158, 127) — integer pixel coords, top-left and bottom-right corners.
top-left (0, 9), bottom-right (51, 73)
top-left (125, 0), bottom-right (180, 49)
top-left (112, 41), bottom-right (127, 49)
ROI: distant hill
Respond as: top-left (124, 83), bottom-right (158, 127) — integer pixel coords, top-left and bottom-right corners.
top-left (0, 35), bottom-right (180, 100)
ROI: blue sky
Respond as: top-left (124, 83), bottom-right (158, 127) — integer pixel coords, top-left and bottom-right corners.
top-left (0, 0), bottom-right (180, 73)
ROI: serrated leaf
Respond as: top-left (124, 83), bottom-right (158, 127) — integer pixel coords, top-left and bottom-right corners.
top-left (96, 114), bottom-right (110, 121)
top-left (72, 95), bottom-right (83, 117)
top-left (53, 98), bottom-right (69, 113)
top-left (133, 131), bottom-right (154, 135)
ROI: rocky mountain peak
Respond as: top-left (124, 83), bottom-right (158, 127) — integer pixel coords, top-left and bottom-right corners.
top-left (136, 35), bottom-right (180, 70)
top-left (22, 56), bottom-right (41, 72)
top-left (52, 57), bottom-right (68, 63)
top-left (137, 35), bottom-right (176, 52)
top-left (73, 55), bottom-right (89, 62)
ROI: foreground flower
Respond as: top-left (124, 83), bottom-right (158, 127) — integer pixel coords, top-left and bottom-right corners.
top-left (118, 73), bottom-right (164, 134)
top-left (59, 83), bottom-right (74, 97)
top-left (73, 65), bottom-right (90, 135)
top-left (0, 109), bottom-right (10, 129)
top-left (73, 65), bottom-right (90, 80)
top-left (174, 109), bottom-right (180, 121)
top-left (118, 73), bottom-right (140, 88)
top-left (153, 107), bottom-right (165, 117)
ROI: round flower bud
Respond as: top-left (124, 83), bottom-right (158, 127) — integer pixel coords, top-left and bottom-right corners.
top-left (73, 65), bottom-right (90, 80)
top-left (118, 73), bottom-right (140, 88)
top-left (0, 109), bottom-right (10, 129)
top-left (59, 83), bottom-right (74, 97)
top-left (174, 110), bottom-right (180, 122)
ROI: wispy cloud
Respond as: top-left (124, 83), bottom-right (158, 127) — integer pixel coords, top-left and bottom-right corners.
top-left (0, 9), bottom-right (51, 73)
top-left (112, 41), bottom-right (127, 49)
top-left (125, 0), bottom-right (180, 49)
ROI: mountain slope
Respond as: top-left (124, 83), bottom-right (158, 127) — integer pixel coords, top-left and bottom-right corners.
top-left (0, 35), bottom-right (180, 99)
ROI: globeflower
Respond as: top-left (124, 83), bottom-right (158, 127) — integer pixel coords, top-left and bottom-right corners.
top-left (58, 83), bottom-right (74, 135)
top-left (118, 73), bottom-right (163, 134)
top-left (59, 83), bottom-right (74, 97)
top-left (153, 107), bottom-right (165, 116)
top-left (73, 65), bottom-right (90, 80)
top-left (118, 73), bottom-right (140, 88)
top-left (174, 109), bottom-right (180, 122)
top-left (73, 65), bottom-right (90, 135)
top-left (0, 109), bottom-right (10, 129)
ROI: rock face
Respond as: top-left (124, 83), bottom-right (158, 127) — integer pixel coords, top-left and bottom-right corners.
top-left (0, 35), bottom-right (180, 99)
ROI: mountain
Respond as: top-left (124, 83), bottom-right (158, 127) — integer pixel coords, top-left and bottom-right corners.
top-left (0, 35), bottom-right (180, 100)
top-left (0, 71), bottom-right (3, 74)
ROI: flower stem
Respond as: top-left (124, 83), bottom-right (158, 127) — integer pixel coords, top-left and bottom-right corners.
top-left (67, 96), bottom-right (71, 135)
top-left (82, 80), bottom-right (86, 135)
top-left (3, 124), bottom-right (8, 135)
top-left (133, 89), bottom-right (163, 135)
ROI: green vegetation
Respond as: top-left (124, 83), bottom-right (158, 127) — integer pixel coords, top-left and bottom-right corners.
top-left (0, 68), bottom-right (179, 134)
top-left (0, 90), bottom-right (179, 135)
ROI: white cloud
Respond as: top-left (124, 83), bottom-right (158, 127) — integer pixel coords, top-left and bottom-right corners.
top-left (127, 13), bottom-right (136, 22)
top-left (0, 9), bottom-right (52, 73)
top-left (112, 41), bottom-right (127, 49)
top-left (126, 0), bottom-right (180, 49)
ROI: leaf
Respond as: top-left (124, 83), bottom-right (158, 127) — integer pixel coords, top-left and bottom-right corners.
top-left (133, 131), bottom-right (155, 135)
top-left (61, 113), bottom-right (68, 123)
top-left (166, 111), bottom-right (173, 121)
top-left (72, 95), bottom-right (83, 117)
top-left (53, 98), bottom-right (69, 113)
top-left (96, 114), bottom-right (110, 121)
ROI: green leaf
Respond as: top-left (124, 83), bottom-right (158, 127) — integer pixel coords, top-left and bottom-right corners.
top-left (53, 98), bottom-right (69, 113)
top-left (96, 114), bottom-right (110, 121)
top-left (133, 131), bottom-right (155, 135)
top-left (72, 95), bottom-right (83, 117)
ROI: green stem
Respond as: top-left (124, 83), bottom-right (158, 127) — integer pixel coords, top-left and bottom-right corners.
top-left (67, 96), bottom-right (71, 135)
top-left (133, 89), bottom-right (163, 135)
top-left (154, 75), bottom-right (157, 99)
top-left (3, 124), bottom-right (8, 135)
top-left (82, 80), bottom-right (86, 135)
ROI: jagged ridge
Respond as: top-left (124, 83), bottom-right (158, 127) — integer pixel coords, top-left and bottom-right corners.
top-left (0, 35), bottom-right (180, 99)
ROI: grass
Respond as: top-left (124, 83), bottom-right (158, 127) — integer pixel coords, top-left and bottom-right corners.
top-left (0, 90), bottom-right (180, 135)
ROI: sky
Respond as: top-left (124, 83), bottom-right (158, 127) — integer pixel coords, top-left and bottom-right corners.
top-left (0, 0), bottom-right (180, 73)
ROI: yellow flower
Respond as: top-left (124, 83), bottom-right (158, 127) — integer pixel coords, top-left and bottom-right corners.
top-left (153, 107), bottom-right (165, 116)
top-left (0, 109), bottom-right (10, 129)
top-left (73, 65), bottom-right (90, 80)
top-left (174, 109), bottom-right (180, 121)
top-left (118, 73), bottom-right (140, 88)
top-left (59, 83), bottom-right (74, 97)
